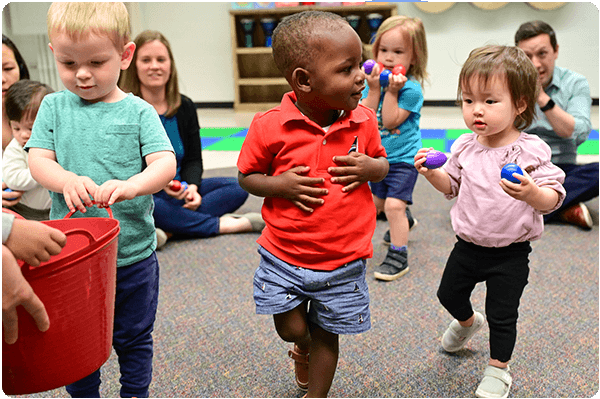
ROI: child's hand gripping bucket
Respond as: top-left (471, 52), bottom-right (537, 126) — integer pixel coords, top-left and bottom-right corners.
top-left (3, 206), bottom-right (120, 395)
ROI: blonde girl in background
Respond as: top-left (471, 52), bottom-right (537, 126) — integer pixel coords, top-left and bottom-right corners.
top-left (361, 16), bottom-right (428, 281)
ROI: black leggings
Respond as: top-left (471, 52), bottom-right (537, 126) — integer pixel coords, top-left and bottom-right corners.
top-left (437, 237), bottom-right (531, 362)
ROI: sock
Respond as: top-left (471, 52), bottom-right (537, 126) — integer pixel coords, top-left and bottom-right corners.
top-left (391, 244), bottom-right (407, 253)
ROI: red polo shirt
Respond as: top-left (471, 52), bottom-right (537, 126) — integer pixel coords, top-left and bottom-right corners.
top-left (238, 92), bottom-right (386, 270)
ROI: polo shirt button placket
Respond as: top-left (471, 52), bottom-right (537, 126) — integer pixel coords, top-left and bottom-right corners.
top-left (322, 139), bottom-right (327, 145)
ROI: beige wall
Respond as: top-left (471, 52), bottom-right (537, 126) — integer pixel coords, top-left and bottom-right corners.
top-left (3, 2), bottom-right (599, 103)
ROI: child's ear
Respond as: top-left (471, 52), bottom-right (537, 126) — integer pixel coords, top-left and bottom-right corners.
top-left (120, 42), bottom-right (136, 70)
top-left (291, 67), bottom-right (312, 93)
top-left (516, 96), bottom-right (527, 115)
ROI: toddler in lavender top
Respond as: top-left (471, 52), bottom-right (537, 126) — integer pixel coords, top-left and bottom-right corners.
top-left (414, 45), bottom-right (565, 398)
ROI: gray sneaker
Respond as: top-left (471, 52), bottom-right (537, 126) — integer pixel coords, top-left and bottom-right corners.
top-left (441, 311), bottom-right (485, 352)
top-left (374, 247), bottom-right (409, 281)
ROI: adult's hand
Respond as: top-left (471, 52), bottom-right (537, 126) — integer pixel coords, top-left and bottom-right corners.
top-left (2, 245), bottom-right (50, 344)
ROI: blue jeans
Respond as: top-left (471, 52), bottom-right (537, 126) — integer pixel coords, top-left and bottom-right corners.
top-left (153, 177), bottom-right (249, 237)
top-left (66, 253), bottom-right (160, 398)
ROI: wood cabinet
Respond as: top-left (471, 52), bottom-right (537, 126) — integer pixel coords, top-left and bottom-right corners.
top-left (229, 4), bottom-right (397, 111)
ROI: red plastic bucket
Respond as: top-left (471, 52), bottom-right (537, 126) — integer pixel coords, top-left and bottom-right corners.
top-left (2, 206), bottom-right (120, 395)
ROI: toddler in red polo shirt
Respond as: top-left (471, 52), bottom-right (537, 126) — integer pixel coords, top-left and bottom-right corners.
top-left (237, 11), bottom-right (388, 397)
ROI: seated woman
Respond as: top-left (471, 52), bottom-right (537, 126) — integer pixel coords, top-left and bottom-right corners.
top-left (119, 30), bottom-right (263, 248)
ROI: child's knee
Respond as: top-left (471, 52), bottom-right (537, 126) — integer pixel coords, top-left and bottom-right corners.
top-left (273, 312), bottom-right (310, 343)
top-left (384, 197), bottom-right (407, 214)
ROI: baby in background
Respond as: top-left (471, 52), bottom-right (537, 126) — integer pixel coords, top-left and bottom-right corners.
top-left (3, 79), bottom-right (54, 221)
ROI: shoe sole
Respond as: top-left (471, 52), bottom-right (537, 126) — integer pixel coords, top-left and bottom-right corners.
top-left (374, 267), bottom-right (409, 281)
top-left (580, 203), bottom-right (593, 229)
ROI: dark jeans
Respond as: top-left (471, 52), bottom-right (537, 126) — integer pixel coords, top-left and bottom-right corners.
top-left (66, 253), bottom-right (160, 398)
top-left (153, 177), bottom-right (249, 237)
top-left (437, 237), bottom-right (531, 363)
top-left (545, 162), bottom-right (599, 222)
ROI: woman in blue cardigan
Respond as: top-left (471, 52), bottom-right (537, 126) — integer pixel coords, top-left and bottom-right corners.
top-left (120, 30), bottom-right (263, 248)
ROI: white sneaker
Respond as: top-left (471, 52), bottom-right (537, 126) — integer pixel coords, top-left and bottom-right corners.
top-left (156, 228), bottom-right (168, 250)
top-left (475, 365), bottom-right (512, 398)
top-left (442, 311), bottom-right (485, 352)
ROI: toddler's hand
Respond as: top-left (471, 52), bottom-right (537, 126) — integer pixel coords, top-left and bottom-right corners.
top-left (414, 148), bottom-right (434, 175)
top-left (277, 166), bottom-right (328, 213)
top-left (63, 176), bottom-right (98, 213)
top-left (499, 170), bottom-right (538, 202)
top-left (329, 152), bottom-right (382, 192)
top-left (386, 73), bottom-right (408, 94)
top-left (94, 180), bottom-right (139, 208)
top-left (5, 218), bottom-right (67, 267)
top-left (363, 64), bottom-right (381, 90)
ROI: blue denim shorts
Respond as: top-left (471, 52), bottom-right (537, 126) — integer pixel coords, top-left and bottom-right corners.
top-left (370, 161), bottom-right (418, 204)
top-left (253, 246), bottom-right (371, 335)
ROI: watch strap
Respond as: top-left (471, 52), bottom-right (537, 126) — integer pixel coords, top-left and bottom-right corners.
top-left (541, 98), bottom-right (555, 112)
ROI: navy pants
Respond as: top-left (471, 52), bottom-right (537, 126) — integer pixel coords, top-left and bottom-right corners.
top-left (66, 253), bottom-right (160, 398)
top-left (153, 177), bottom-right (249, 237)
top-left (545, 162), bottom-right (599, 222)
top-left (437, 237), bottom-right (531, 363)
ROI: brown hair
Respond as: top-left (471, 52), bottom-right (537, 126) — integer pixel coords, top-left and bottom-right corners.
top-left (5, 80), bottom-right (54, 123)
top-left (371, 16), bottom-right (429, 87)
top-left (119, 30), bottom-right (181, 117)
top-left (515, 20), bottom-right (557, 51)
top-left (457, 45), bottom-right (539, 131)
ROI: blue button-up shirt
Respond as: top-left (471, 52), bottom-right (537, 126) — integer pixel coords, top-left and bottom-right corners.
top-left (524, 66), bottom-right (592, 164)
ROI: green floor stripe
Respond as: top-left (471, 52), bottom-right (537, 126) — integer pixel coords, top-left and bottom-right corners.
top-left (205, 137), bottom-right (246, 151)
top-left (421, 139), bottom-right (445, 152)
top-left (200, 127), bottom-right (243, 138)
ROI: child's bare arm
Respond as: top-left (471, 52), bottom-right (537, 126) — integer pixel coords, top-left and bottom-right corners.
top-left (94, 151), bottom-right (176, 207)
top-left (414, 148), bottom-right (453, 195)
top-left (238, 166), bottom-right (328, 213)
top-left (381, 75), bottom-right (410, 130)
top-left (28, 148), bottom-right (98, 213)
top-left (499, 171), bottom-right (561, 212)
top-left (328, 153), bottom-right (389, 193)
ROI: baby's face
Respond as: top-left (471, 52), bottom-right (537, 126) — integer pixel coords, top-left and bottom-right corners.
top-left (307, 24), bottom-right (365, 112)
top-left (10, 117), bottom-right (34, 147)
top-left (50, 32), bottom-right (125, 103)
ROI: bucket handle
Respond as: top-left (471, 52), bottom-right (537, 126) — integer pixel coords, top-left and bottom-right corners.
top-left (64, 202), bottom-right (113, 219)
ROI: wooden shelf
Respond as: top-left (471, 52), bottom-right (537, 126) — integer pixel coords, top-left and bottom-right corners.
top-left (229, 4), bottom-right (397, 110)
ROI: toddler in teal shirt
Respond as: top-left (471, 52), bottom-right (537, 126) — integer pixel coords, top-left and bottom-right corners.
top-left (26, 2), bottom-right (175, 397)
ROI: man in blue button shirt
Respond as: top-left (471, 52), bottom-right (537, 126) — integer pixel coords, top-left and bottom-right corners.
top-left (516, 20), bottom-right (598, 230)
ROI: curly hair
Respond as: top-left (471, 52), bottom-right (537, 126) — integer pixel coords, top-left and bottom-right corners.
top-left (272, 11), bottom-right (349, 79)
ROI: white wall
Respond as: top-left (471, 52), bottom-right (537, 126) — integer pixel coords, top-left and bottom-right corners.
top-left (3, 2), bottom-right (599, 103)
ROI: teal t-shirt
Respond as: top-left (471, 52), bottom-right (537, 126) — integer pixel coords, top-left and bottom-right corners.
top-left (26, 91), bottom-right (174, 267)
top-left (361, 77), bottom-right (423, 164)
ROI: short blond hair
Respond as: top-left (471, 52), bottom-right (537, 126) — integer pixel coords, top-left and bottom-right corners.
top-left (47, 2), bottom-right (130, 50)
top-left (458, 45), bottom-right (539, 130)
top-left (371, 16), bottom-right (429, 87)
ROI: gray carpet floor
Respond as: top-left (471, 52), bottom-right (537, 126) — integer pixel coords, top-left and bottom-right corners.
top-left (12, 167), bottom-right (599, 398)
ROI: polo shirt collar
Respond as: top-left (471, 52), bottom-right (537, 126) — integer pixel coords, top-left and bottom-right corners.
top-left (279, 91), bottom-right (370, 130)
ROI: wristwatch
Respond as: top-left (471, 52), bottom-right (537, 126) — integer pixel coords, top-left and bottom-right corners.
top-left (540, 98), bottom-right (555, 112)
